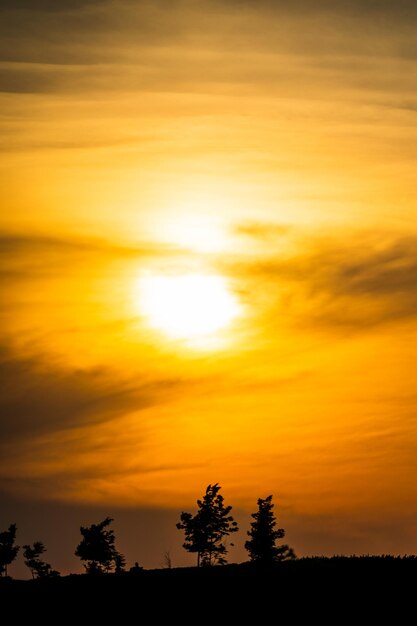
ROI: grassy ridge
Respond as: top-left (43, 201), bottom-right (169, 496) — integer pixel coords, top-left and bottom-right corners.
top-left (2, 557), bottom-right (415, 619)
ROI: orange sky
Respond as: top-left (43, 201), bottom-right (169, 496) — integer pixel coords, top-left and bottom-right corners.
top-left (1, 0), bottom-right (417, 573)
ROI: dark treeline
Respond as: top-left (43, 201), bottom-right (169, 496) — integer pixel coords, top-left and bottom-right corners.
top-left (1, 484), bottom-right (295, 578)
top-left (2, 483), bottom-right (417, 620)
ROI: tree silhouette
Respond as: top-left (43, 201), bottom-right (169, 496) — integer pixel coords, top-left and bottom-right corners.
top-left (245, 495), bottom-right (296, 564)
top-left (23, 541), bottom-right (59, 579)
top-left (163, 550), bottom-right (172, 569)
top-left (75, 517), bottom-right (124, 574)
top-left (177, 483), bottom-right (239, 566)
top-left (114, 552), bottom-right (126, 574)
top-left (0, 523), bottom-right (19, 577)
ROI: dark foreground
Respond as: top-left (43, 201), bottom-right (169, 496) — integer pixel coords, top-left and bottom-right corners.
top-left (2, 557), bottom-right (416, 620)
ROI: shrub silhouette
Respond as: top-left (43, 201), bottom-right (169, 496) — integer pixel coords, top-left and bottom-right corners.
top-left (75, 517), bottom-right (125, 574)
top-left (23, 541), bottom-right (60, 579)
top-left (0, 523), bottom-right (19, 577)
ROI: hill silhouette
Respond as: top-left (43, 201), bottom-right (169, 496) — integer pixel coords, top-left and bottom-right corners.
top-left (1, 557), bottom-right (415, 620)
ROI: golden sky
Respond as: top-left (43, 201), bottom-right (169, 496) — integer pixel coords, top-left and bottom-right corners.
top-left (1, 0), bottom-right (417, 569)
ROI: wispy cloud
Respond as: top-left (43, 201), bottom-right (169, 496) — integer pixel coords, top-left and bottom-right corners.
top-left (0, 341), bottom-right (180, 442)
top-left (234, 222), bottom-right (290, 241)
top-left (1, 0), bottom-right (416, 95)
top-left (0, 232), bottom-right (183, 279)
top-left (237, 228), bottom-right (417, 331)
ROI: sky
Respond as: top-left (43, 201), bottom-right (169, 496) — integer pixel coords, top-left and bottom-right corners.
top-left (1, 0), bottom-right (417, 576)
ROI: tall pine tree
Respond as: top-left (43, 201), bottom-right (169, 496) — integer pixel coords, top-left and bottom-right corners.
top-left (245, 495), bottom-right (295, 564)
top-left (177, 483), bottom-right (238, 566)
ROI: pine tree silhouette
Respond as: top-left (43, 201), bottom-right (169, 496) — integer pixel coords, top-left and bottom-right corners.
top-left (245, 495), bottom-right (296, 564)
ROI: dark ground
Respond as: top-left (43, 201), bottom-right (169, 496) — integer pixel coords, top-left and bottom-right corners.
top-left (2, 557), bottom-right (416, 620)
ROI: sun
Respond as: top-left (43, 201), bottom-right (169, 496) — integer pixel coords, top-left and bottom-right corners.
top-left (136, 273), bottom-right (241, 345)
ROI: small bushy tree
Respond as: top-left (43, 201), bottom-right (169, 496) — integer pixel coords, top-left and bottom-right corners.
top-left (23, 541), bottom-right (59, 579)
top-left (0, 523), bottom-right (19, 577)
top-left (177, 483), bottom-right (238, 566)
top-left (75, 517), bottom-right (124, 574)
top-left (245, 495), bottom-right (296, 564)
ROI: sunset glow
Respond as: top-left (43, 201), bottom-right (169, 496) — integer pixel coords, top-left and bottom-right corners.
top-left (2, 0), bottom-right (417, 575)
top-left (160, 214), bottom-right (230, 253)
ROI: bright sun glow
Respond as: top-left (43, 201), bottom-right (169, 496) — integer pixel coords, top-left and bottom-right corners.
top-left (160, 214), bottom-right (230, 253)
top-left (137, 273), bottom-right (241, 345)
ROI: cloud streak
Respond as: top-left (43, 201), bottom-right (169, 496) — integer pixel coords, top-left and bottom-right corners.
top-left (0, 341), bottom-right (180, 442)
top-left (239, 229), bottom-right (417, 331)
top-left (1, 0), bottom-right (416, 95)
